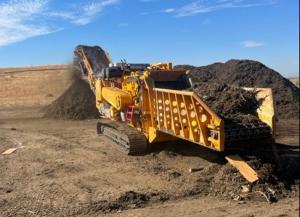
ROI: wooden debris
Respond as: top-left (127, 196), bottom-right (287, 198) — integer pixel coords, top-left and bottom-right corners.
top-left (188, 167), bottom-right (204, 173)
top-left (225, 155), bottom-right (259, 183)
top-left (2, 139), bottom-right (24, 155)
top-left (241, 185), bottom-right (251, 193)
top-left (2, 148), bottom-right (18, 155)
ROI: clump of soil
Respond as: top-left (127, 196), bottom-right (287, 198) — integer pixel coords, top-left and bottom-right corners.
top-left (87, 191), bottom-right (150, 214)
top-left (176, 60), bottom-right (299, 119)
top-left (44, 72), bottom-right (98, 120)
top-left (118, 191), bottom-right (150, 204)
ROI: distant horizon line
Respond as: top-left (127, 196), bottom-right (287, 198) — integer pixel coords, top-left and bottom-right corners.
top-left (0, 63), bottom-right (298, 79)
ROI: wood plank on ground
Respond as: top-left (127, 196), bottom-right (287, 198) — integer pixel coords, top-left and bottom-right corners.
top-left (225, 155), bottom-right (259, 183)
top-left (2, 148), bottom-right (18, 155)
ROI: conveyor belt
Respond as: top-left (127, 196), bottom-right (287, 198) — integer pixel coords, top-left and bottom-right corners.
top-left (74, 45), bottom-right (111, 74)
top-left (225, 122), bottom-right (272, 142)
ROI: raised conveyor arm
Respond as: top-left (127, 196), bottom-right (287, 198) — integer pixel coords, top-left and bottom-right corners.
top-left (74, 45), bottom-right (112, 93)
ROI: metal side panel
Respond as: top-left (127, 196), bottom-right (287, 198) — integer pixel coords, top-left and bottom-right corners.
top-left (151, 88), bottom-right (224, 152)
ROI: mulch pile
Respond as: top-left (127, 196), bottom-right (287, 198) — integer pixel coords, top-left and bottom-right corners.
top-left (43, 72), bottom-right (98, 120)
top-left (192, 82), bottom-right (260, 124)
top-left (176, 59), bottom-right (299, 119)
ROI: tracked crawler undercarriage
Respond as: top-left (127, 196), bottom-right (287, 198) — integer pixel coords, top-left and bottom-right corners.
top-left (97, 119), bottom-right (148, 155)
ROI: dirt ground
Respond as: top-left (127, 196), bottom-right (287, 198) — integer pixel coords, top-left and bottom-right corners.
top-left (289, 77), bottom-right (299, 88)
top-left (0, 66), bottom-right (299, 217)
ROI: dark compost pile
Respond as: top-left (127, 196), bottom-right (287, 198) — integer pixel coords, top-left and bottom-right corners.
top-left (176, 59), bottom-right (299, 120)
top-left (192, 81), bottom-right (260, 125)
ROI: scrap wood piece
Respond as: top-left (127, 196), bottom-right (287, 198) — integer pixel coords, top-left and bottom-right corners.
top-left (188, 167), bottom-right (204, 173)
top-left (2, 148), bottom-right (18, 155)
top-left (225, 155), bottom-right (259, 183)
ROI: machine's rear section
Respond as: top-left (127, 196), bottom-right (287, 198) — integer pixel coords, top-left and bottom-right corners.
top-left (148, 87), bottom-right (275, 152)
top-left (74, 45), bottom-right (276, 154)
top-left (224, 88), bottom-right (275, 146)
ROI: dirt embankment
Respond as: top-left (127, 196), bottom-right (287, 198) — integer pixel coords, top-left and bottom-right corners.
top-left (0, 65), bottom-right (72, 108)
top-left (289, 77), bottom-right (299, 87)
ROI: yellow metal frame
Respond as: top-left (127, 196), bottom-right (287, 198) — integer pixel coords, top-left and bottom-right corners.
top-left (102, 87), bottom-right (133, 111)
top-left (147, 88), bottom-right (224, 151)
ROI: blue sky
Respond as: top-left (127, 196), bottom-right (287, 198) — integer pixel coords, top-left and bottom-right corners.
top-left (0, 0), bottom-right (298, 77)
